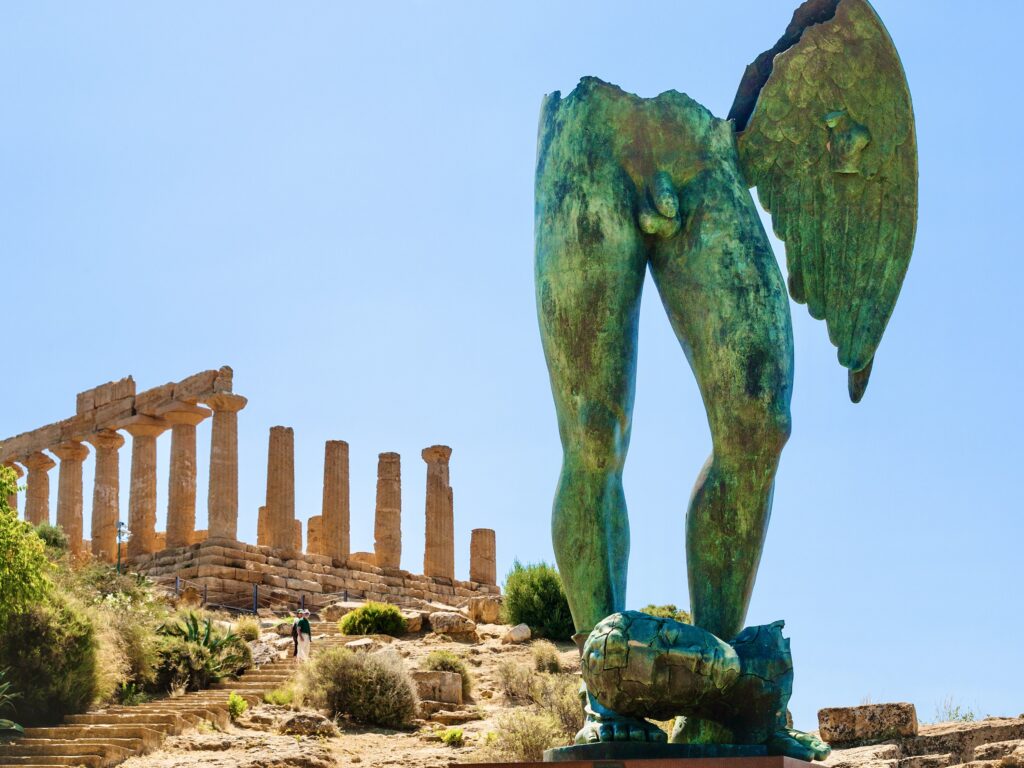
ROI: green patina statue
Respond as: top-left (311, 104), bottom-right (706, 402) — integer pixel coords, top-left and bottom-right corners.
top-left (534, 0), bottom-right (916, 758)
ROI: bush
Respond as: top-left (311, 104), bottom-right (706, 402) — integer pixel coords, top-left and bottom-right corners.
top-left (532, 640), bottom-right (562, 673)
top-left (228, 691), bottom-right (248, 720)
top-left (933, 696), bottom-right (976, 723)
top-left (441, 727), bottom-right (465, 747)
top-left (638, 604), bottom-right (692, 624)
top-left (530, 673), bottom-right (584, 743)
top-left (115, 682), bottom-right (151, 706)
top-left (0, 467), bottom-right (51, 632)
top-left (155, 611), bottom-right (252, 692)
top-left (233, 615), bottom-right (261, 642)
top-left (475, 710), bottom-right (563, 762)
top-left (33, 522), bottom-right (68, 552)
top-left (496, 659), bottom-right (534, 701)
top-left (501, 561), bottom-right (574, 640)
top-left (423, 649), bottom-right (472, 699)
top-left (300, 647), bottom-right (418, 728)
top-left (0, 595), bottom-right (99, 726)
top-left (264, 686), bottom-right (295, 706)
top-left (339, 601), bottom-right (408, 637)
top-left (0, 667), bottom-right (23, 735)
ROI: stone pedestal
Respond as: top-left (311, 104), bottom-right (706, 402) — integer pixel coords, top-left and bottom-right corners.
top-left (53, 441), bottom-right (90, 553)
top-left (470, 528), bottom-right (497, 585)
top-left (23, 451), bottom-right (55, 526)
top-left (203, 393), bottom-right (247, 541)
top-left (307, 514), bottom-right (323, 555)
top-left (85, 430), bottom-right (125, 562)
top-left (265, 426), bottom-right (295, 550)
top-left (123, 416), bottom-right (170, 558)
top-left (422, 445), bottom-right (454, 580)
top-left (3, 462), bottom-right (23, 512)
top-left (158, 402), bottom-right (211, 548)
top-left (374, 452), bottom-right (402, 568)
top-left (321, 440), bottom-right (350, 561)
top-left (530, 747), bottom-right (789, 767)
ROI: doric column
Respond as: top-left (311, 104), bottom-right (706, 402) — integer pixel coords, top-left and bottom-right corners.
top-left (422, 445), bottom-right (454, 580)
top-left (158, 403), bottom-right (211, 548)
top-left (307, 515), bottom-right (322, 555)
top-left (203, 393), bottom-right (247, 541)
top-left (123, 416), bottom-right (170, 558)
top-left (22, 452), bottom-right (55, 525)
top-left (293, 518), bottom-right (302, 552)
top-left (265, 426), bottom-right (295, 550)
top-left (321, 440), bottom-right (350, 561)
top-left (85, 430), bottom-right (124, 562)
top-left (53, 441), bottom-right (90, 553)
top-left (470, 528), bottom-right (497, 585)
top-left (3, 462), bottom-right (23, 512)
top-left (257, 505), bottom-right (268, 546)
top-left (374, 452), bottom-right (402, 568)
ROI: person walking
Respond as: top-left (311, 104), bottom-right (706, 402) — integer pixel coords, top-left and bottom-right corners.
top-left (296, 609), bottom-right (312, 661)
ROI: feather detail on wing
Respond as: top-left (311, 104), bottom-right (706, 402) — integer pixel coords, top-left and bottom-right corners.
top-left (731, 0), bottom-right (917, 402)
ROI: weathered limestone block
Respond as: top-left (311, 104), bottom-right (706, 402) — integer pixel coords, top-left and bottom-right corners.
top-left (501, 623), bottom-right (531, 644)
top-left (410, 670), bottom-right (463, 706)
top-left (374, 451), bottom-right (401, 568)
top-left (287, 578), bottom-right (322, 593)
top-left (428, 611), bottom-right (476, 638)
top-left (818, 702), bottom-right (918, 745)
top-left (153, 531), bottom-right (166, 551)
top-left (191, 528), bottom-right (208, 544)
top-left (203, 392), bottom-right (247, 541)
top-left (322, 440), bottom-right (350, 560)
top-left (76, 376), bottom-right (136, 414)
top-left (264, 426), bottom-right (295, 550)
top-left (467, 595), bottom-right (503, 624)
top-left (350, 551), bottom-right (377, 567)
top-left (422, 445), bottom-right (454, 580)
top-left (470, 528), bottom-right (497, 585)
top-left (23, 451), bottom-right (55, 525)
top-left (307, 515), bottom-right (323, 555)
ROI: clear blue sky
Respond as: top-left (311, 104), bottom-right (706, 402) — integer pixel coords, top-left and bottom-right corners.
top-left (2, 1), bottom-right (1020, 729)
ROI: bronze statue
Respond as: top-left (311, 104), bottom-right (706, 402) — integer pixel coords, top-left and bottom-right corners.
top-left (534, 0), bottom-right (916, 757)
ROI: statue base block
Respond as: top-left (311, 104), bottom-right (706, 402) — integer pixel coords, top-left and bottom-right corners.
top-left (459, 752), bottom-right (813, 768)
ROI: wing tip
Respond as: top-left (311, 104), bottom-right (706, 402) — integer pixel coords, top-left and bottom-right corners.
top-left (847, 357), bottom-right (874, 403)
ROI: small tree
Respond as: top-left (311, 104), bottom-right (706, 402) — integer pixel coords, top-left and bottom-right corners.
top-left (0, 466), bottom-right (51, 632)
top-left (638, 604), bottom-right (692, 624)
top-left (501, 561), bottom-right (574, 640)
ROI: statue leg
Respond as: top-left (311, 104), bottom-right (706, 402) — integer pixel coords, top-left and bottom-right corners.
top-left (649, 161), bottom-right (794, 746)
top-left (535, 94), bottom-right (663, 744)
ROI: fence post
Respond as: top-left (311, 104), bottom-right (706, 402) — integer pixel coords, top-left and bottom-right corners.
top-left (203, 584), bottom-right (208, 605)
top-left (175, 576), bottom-right (180, 596)
top-left (343, 589), bottom-right (348, 603)
top-left (300, 593), bottom-right (305, 611)
top-left (252, 584), bottom-right (258, 615)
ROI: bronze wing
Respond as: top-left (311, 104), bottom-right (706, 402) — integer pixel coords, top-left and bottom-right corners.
top-left (731, 0), bottom-right (917, 402)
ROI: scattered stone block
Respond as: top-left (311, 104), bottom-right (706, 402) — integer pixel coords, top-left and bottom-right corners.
top-left (818, 702), bottom-right (918, 745)
top-left (411, 670), bottom-right (463, 706)
top-left (501, 623), bottom-right (532, 644)
top-left (467, 595), bottom-right (503, 624)
top-left (428, 611), bottom-right (477, 638)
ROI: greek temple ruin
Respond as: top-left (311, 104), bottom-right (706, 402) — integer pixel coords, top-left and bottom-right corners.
top-left (0, 366), bottom-right (499, 608)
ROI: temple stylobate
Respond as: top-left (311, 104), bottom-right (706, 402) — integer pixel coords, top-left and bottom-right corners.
top-left (0, 365), bottom-right (499, 608)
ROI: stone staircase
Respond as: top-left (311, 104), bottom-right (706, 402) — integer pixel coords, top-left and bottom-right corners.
top-left (0, 631), bottom-right (310, 768)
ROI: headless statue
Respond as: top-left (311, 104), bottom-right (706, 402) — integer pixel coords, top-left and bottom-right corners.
top-left (534, 0), bottom-right (917, 757)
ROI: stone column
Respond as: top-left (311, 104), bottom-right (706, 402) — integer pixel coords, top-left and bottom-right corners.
top-left (22, 452), bottom-right (55, 525)
top-left (257, 505), bottom-right (268, 546)
top-left (85, 430), bottom-right (124, 562)
top-left (470, 528), bottom-right (497, 585)
top-left (374, 452), bottom-right (401, 568)
top-left (321, 440), bottom-right (350, 561)
top-left (293, 519), bottom-right (302, 552)
top-left (53, 441), bottom-right (90, 553)
top-left (3, 462), bottom-right (23, 512)
top-left (124, 417), bottom-right (170, 558)
top-left (307, 515), bottom-right (322, 555)
top-left (159, 403), bottom-right (211, 548)
top-left (265, 426), bottom-right (295, 550)
top-left (204, 394), bottom-right (247, 541)
top-left (422, 445), bottom-right (454, 580)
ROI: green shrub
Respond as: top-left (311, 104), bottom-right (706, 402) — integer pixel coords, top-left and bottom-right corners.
top-left (0, 595), bottom-right (99, 726)
top-left (501, 561), bottom-right (574, 640)
top-left (155, 611), bottom-right (251, 692)
top-left (233, 615), bottom-right (261, 642)
top-left (263, 686), bottom-right (295, 706)
top-left (638, 604), bottom-right (692, 624)
top-left (339, 601), bottom-right (407, 637)
top-left (441, 727), bottom-right (465, 747)
top-left (531, 640), bottom-right (562, 673)
top-left (0, 667), bottom-right (23, 736)
top-left (496, 659), bottom-right (534, 701)
top-left (423, 649), bottom-right (473, 699)
top-left (933, 696), bottom-right (976, 723)
top-left (33, 522), bottom-right (68, 552)
top-left (0, 467), bottom-right (51, 632)
top-left (116, 682), bottom-right (151, 706)
top-left (300, 647), bottom-right (418, 728)
top-left (530, 673), bottom-right (584, 743)
top-left (475, 710), bottom-right (563, 762)
top-left (228, 691), bottom-right (248, 720)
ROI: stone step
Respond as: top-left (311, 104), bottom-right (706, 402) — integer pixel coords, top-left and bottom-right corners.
top-left (899, 754), bottom-right (955, 768)
top-left (0, 757), bottom-right (103, 768)
top-left (21, 725), bottom-right (166, 750)
top-left (0, 740), bottom-right (132, 765)
top-left (14, 736), bottom-right (146, 753)
top-left (64, 712), bottom-right (186, 733)
top-left (974, 740), bottom-right (1024, 761)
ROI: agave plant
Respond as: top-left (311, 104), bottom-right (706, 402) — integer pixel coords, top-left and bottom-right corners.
top-left (0, 667), bottom-right (23, 737)
top-left (157, 612), bottom-right (251, 690)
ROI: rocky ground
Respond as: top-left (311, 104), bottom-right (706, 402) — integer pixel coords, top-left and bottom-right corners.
top-left (118, 621), bottom-right (1023, 768)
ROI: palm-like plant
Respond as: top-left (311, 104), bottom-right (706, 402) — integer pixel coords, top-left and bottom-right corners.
top-left (157, 612), bottom-right (251, 690)
top-left (0, 667), bottom-right (23, 737)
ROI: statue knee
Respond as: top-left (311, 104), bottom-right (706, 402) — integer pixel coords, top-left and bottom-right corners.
top-left (563, 405), bottom-right (629, 472)
top-left (718, 406), bottom-right (791, 459)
